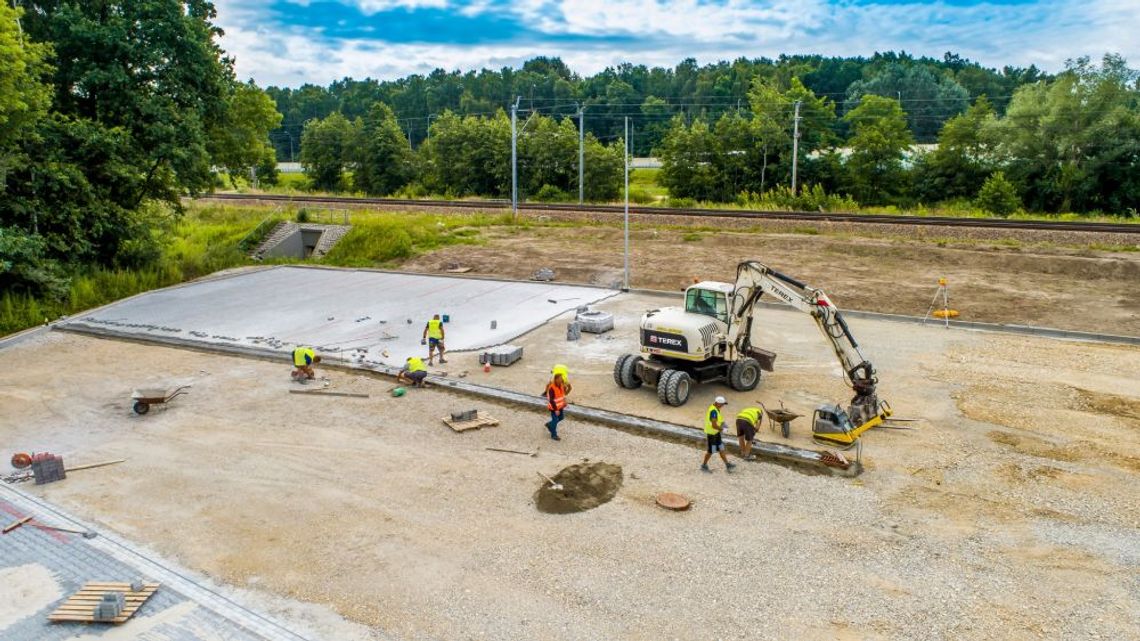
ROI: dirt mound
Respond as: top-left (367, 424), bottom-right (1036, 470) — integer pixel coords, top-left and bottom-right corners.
top-left (534, 462), bottom-right (623, 514)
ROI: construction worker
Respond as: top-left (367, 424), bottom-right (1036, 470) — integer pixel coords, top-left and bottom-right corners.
top-left (551, 364), bottom-right (569, 384)
top-left (735, 406), bottom-right (763, 461)
top-left (421, 314), bottom-right (447, 365)
top-left (543, 369), bottom-right (572, 441)
top-left (291, 346), bottom-right (321, 382)
top-left (701, 396), bottom-right (736, 473)
top-left (397, 356), bottom-right (428, 388)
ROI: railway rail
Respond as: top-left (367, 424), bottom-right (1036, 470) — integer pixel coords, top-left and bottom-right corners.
top-left (197, 192), bottom-right (1140, 234)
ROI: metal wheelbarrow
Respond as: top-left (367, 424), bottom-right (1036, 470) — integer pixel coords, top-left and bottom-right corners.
top-left (757, 401), bottom-right (802, 439)
top-left (131, 385), bottom-right (191, 415)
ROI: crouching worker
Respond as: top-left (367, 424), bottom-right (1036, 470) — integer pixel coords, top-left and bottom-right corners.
top-left (397, 356), bottom-right (429, 388)
top-left (291, 346), bottom-right (321, 382)
top-left (736, 406), bottom-right (763, 460)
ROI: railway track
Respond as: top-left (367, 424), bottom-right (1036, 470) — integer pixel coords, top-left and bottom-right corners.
top-left (198, 192), bottom-right (1140, 234)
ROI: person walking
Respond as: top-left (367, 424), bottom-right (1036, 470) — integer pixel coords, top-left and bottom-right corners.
top-left (735, 406), bottom-right (763, 461)
top-left (701, 396), bottom-right (736, 473)
top-left (421, 314), bottom-right (447, 365)
top-left (397, 356), bottom-right (429, 388)
top-left (291, 346), bottom-right (321, 382)
top-left (543, 369), bottom-right (572, 441)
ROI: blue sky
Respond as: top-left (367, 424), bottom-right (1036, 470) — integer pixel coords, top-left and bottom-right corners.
top-left (213, 0), bottom-right (1140, 87)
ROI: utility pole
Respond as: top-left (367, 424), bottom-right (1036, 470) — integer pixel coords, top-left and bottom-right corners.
top-left (511, 96), bottom-right (521, 221)
top-left (791, 100), bottom-right (802, 194)
top-left (577, 103), bottom-right (585, 204)
top-left (623, 116), bottom-right (630, 291)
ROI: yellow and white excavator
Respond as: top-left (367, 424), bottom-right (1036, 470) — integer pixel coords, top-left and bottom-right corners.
top-left (613, 260), bottom-right (893, 446)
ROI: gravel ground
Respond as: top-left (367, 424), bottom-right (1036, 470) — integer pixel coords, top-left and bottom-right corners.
top-left (1, 311), bottom-right (1138, 640)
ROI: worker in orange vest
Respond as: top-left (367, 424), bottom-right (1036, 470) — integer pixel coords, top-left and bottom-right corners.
top-left (543, 368), bottom-right (572, 441)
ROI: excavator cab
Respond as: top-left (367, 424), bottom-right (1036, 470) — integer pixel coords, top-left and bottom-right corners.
top-left (684, 283), bottom-right (730, 323)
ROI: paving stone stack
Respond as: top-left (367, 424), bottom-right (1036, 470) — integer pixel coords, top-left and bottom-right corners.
top-left (31, 454), bottom-right (66, 485)
top-left (93, 591), bottom-right (125, 621)
top-left (566, 322), bottom-right (581, 341)
top-left (479, 345), bottom-right (523, 366)
top-left (576, 310), bottom-right (614, 334)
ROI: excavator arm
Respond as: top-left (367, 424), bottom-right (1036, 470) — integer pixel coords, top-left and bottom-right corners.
top-left (726, 261), bottom-right (885, 426)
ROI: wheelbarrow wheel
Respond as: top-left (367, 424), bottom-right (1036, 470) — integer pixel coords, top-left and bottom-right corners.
top-left (133, 401), bottom-right (150, 415)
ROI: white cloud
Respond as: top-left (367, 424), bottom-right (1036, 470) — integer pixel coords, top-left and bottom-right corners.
top-left (213, 0), bottom-right (1140, 87)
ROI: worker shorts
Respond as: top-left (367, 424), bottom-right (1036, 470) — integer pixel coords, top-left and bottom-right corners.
top-left (404, 370), bottom-right (427, 385)
top-left (706, 432), bottom-right (724, 453)
top-left (428, 338), bottom-right (443, 348)
top-left (736, 418), bottom-right (757, 442)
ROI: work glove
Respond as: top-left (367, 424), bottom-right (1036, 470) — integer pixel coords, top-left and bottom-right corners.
top-left (421, 339), bottom-right (427, 345)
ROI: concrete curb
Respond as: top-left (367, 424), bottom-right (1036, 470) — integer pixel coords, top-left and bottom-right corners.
top-left (54, 323), bottom-right (859, 477)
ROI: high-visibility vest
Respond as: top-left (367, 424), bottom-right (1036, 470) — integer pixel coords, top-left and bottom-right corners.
top-left (407, 357), bottom-right (426, 372)
top-left (293, 347), bottom-right (314, 367)
top-left (704, 404), bottom-right (722, 435)
top-left (545, 380), bottom-right (567, 411)
top-left (737, 407), bottom-right (762, 426)
top-left (426, 319), bottom-right (443, 339)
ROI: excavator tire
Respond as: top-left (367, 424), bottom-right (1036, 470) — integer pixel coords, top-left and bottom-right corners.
top-left (657, 370), bottom-right (676, 404)
top-left (621, 355), bottom-right (643, 389)
top-left (728, 357), bottom-right (762, 391)
top-left (664, 370), bottom-right (692, 406)
top-left (613, 354), bottom-right (631, 387)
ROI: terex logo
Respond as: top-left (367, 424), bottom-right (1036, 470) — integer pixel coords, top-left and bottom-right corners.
top-left (643, 329), bottom-right (687, 352)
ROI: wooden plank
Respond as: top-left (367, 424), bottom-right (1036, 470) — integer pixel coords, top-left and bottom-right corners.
top-left (66, 459), bottom-right (126, 472)
top-left (48, 583), bottom-right (159, 624)
top-left (288, 390), bottom-right (370, 398)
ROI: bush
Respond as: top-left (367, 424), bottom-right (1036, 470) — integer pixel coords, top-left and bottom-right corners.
top-left (740, 184), bottom-right (858, 212)
top-left (976, 172), bottom-right (1021, 218)
top-left (296, 208), bottom-right (311, 223)
top-left (628, 187), bottom-right (655, 204)
top-left (667, 197), bottom-right (697, 208)
top-left (533, 184), bottom-right (569, 202)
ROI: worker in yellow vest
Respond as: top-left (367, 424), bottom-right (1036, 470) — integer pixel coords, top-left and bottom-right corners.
top-left (735, 406), bottom-right (763, 461)
top-left (397, 356), bottom-right (429, 387)
top-left (701, 396), bottom-right (736, 473)
top-left (291, 346), bottom-right (321, 382)
top-left (421, 314), bottom-right (447, 365)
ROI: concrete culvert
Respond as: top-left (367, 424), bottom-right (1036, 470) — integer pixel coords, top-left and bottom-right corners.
top-left (534, 462), bottom-right (623, 514)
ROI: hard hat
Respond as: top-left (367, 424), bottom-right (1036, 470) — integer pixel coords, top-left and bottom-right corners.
top-left (715, 396), bottom-right (727, 405)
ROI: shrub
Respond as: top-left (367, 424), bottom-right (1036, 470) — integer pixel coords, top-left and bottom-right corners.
top-left (740, 184), bottom-right (858, 212)
top-left (533, 184), bottom-right (569, 202)
top-left (976, 172), bottom-right (1021, 218)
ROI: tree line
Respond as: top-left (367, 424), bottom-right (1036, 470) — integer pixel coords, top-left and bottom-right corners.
top-left (1, 1), bottom-right (281, 298)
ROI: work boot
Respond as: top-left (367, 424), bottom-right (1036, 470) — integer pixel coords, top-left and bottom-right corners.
top-left (439, 358), bottom-right (448, 364)
top-left (551, 433), bottom-right (561, 441)
top-left (700, 464), bottom-right (711, 473)
top-left (726, 462), bottom-right (737, 472)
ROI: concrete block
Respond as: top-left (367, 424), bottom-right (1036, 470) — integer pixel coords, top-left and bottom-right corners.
top-left (533, 268), bottom-right (555, 281)
top-left (94, 591), bottom-right (125, 621)
top-left (32, 455), bottom-right (66, 485)
top-left (566, 322), bottom-right (581, 341)
top-left (450, 409), bottom-right (478, 422)
top-left (576, 310), bottom-right (614, 334)
top-left (479, 345), bottom-right (523, 366)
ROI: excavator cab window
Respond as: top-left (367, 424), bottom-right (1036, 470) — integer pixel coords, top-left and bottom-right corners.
top-left (685, 288), bottom-right (728, 323)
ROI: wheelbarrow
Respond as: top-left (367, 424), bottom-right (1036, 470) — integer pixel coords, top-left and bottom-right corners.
top-left (758, 401), bottom-right (801, 439)
top-left (131, 385), bottom-right (190, 415)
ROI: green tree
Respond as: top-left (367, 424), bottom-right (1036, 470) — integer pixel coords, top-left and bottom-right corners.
top-left (747, 79), bottom-right (792, 191)
top-left (209, 80), bottom-right (283, 186)
top-left (846, 63), bottom-right (970, 141)
top-left (300, 112), bottom-right (357, 191)
top-left (657, 116), bottom-right (720, 201)
top-left (843, 95), bottom-right (913, 204)
top-left (418, 110), bottom-right (511, 196)
top-left (352, 103), bottom-right (413, 196)
top-left (913, 96), bottom-right (999, 202)
top-left (0, 2), bottom-right (51, 188)
top-left (975, 171), bottom-right (1020, 217)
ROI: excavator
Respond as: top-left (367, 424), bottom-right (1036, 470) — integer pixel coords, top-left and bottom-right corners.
top-left (612, 260), bottom-right (893, 446)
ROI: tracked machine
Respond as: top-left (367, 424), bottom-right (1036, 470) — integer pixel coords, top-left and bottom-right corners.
top-left (613, 260), bottom-right (893, 446)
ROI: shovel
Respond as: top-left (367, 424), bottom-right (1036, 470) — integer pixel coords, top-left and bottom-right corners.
top-left (537, 471), bottom-right (563, 491)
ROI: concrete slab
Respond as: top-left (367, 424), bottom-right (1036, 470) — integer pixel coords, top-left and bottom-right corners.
top-left (57, 266), bottom-right (616, 368)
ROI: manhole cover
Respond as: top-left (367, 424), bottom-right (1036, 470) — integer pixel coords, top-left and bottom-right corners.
top-left (655, 492), bottom-right (691, 511)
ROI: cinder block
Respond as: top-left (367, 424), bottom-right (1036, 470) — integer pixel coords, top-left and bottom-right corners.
top-left (451, 409), bottom-right (478, 421)
top-left (576, 310), bottom-right (614, 333)
top-left (480, 345), bottom-right (523, 366)
top-left (566, 322), bottom-right (581, 341)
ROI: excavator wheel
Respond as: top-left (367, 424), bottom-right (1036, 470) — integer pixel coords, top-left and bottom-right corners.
top-left (613, 354), bottom-right (642, 389)
top-left (662, 370), bottom-right (692, 407)
top-left (657, 370), bottom-right (676, 404)
top-left (728, 357), bottom-right (762, 391)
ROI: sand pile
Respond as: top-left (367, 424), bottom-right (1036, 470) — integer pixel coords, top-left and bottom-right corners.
top-left (534, 462), bottom-right (623, 514)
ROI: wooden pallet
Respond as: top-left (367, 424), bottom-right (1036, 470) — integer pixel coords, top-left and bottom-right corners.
top-left (442, 412), bottom-right (499, 432)
top-left (48, 582), bottom-right (160, 624)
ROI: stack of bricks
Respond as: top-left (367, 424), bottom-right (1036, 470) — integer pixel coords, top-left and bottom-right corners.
top-left (575, 310), bottom-right (614, 334)
top-left (31, 454), bottom-right (66, 485)
top-left (566, 322), bottom-right (582, 341)
top-left (478, 345), bottom-right (523, 366)
top-left (94, 592), bottom-right (125, 621)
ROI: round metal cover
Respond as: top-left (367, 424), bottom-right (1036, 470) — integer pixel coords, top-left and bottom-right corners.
top-left (655, 492), bottom-right (691, 511)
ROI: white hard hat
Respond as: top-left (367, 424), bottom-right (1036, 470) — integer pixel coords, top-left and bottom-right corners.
top-left (715, 396), bottom-right (727, 405)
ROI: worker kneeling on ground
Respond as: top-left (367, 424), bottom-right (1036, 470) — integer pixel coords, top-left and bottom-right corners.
top-left (543, 368), bottom-right (572, 441)
top-left (421, 314), bottom-right (447, 365)
top-left (291, 347), bottom-right (321, 382)
top-left (397, 356), bottom-right (428, 388)
top-left (701, 396), bottom-right (737, 473)
top-left (736, 406), bottom-right (763, 461)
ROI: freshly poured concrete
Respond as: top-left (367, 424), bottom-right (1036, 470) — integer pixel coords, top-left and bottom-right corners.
top-left (59, 266), bottom-right (615, 367)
